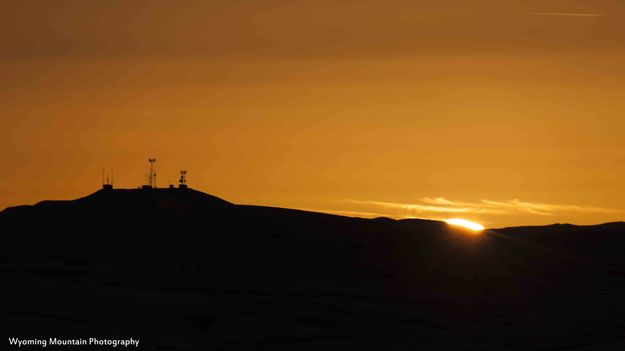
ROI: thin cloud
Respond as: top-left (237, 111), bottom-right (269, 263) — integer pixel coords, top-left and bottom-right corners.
top-left (346, 197), bottom-right (621, 218)
top-left (434, 10), bottom-right (607, 18)
top-left (481, 199), bottom-right (617, 216)
top-left (348, 200), bottom-right (477, 214)
top-left (501, 11), bottom-right (606, 17)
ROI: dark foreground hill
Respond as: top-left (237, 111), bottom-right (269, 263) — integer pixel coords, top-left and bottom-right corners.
top-left (2, 188), bottom-right (625, 350)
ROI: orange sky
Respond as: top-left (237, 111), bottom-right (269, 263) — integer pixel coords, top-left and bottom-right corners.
top-left (2, 0), bottom-right (625, 227)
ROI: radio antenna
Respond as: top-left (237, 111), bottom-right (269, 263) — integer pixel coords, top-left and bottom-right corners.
top-left (148, 158), bottom-right (157, 188)
top-left (102, 166), bottom-right (113, 190)
top-left (179, 170), bottom-right (188, 189)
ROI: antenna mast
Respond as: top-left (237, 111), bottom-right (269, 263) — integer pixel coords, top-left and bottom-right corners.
top-left (148, 158), bottom-right (157, 188)
top-left (102, 166), bottom-right (113, 190)
top-left (179, 170), bottom-right (188, 189)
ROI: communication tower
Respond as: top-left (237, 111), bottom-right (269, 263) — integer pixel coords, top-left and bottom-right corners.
top-left (102, 166), bottom-right (114, 190)
top-left (142, 158), bottom-right (157, 189)
top-left (148, 158), bottom-right (157, 188)
top-left (179, 170), bottom-right (188, 189)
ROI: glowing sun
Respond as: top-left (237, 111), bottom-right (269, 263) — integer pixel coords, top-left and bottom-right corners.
top-left (445, 218), bottom-right (485, 232)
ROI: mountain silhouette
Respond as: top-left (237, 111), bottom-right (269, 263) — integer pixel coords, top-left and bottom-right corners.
top-left (2, 188), bottom-right (625, 350)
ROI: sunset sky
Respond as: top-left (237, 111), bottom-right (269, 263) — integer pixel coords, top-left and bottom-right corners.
top-left (2, 0), bottom-right (625, 227)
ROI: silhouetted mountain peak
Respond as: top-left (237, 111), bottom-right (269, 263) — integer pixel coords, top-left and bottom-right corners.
top-left (0, 187), bottom-right (233, 220)
top-left (79, 187), bottom-right (232, 207)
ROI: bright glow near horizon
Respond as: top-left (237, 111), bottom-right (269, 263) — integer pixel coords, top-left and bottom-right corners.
top-left (445, 218), bottom-right (485, 232)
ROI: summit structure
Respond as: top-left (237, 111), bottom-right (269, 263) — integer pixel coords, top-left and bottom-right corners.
top-left (102, 159), bottom-right (190, 191)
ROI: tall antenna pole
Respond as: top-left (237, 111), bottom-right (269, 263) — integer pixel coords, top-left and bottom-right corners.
top-left (102, 166), bottom-right (113, 190)
top-left (148, 158), bottom-right (157, 188)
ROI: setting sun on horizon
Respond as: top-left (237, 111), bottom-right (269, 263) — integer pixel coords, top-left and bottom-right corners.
top-left (445, 218), bottom-right (486, 232)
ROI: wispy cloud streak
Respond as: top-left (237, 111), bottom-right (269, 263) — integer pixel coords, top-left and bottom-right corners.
top-left (501, 11), bottom-right (606, 17)
top-left (347, 197), bottom-right (620, 218)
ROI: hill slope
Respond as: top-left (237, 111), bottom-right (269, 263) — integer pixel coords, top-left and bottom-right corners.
top-left (2, 189), bottom-right (625, 350)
